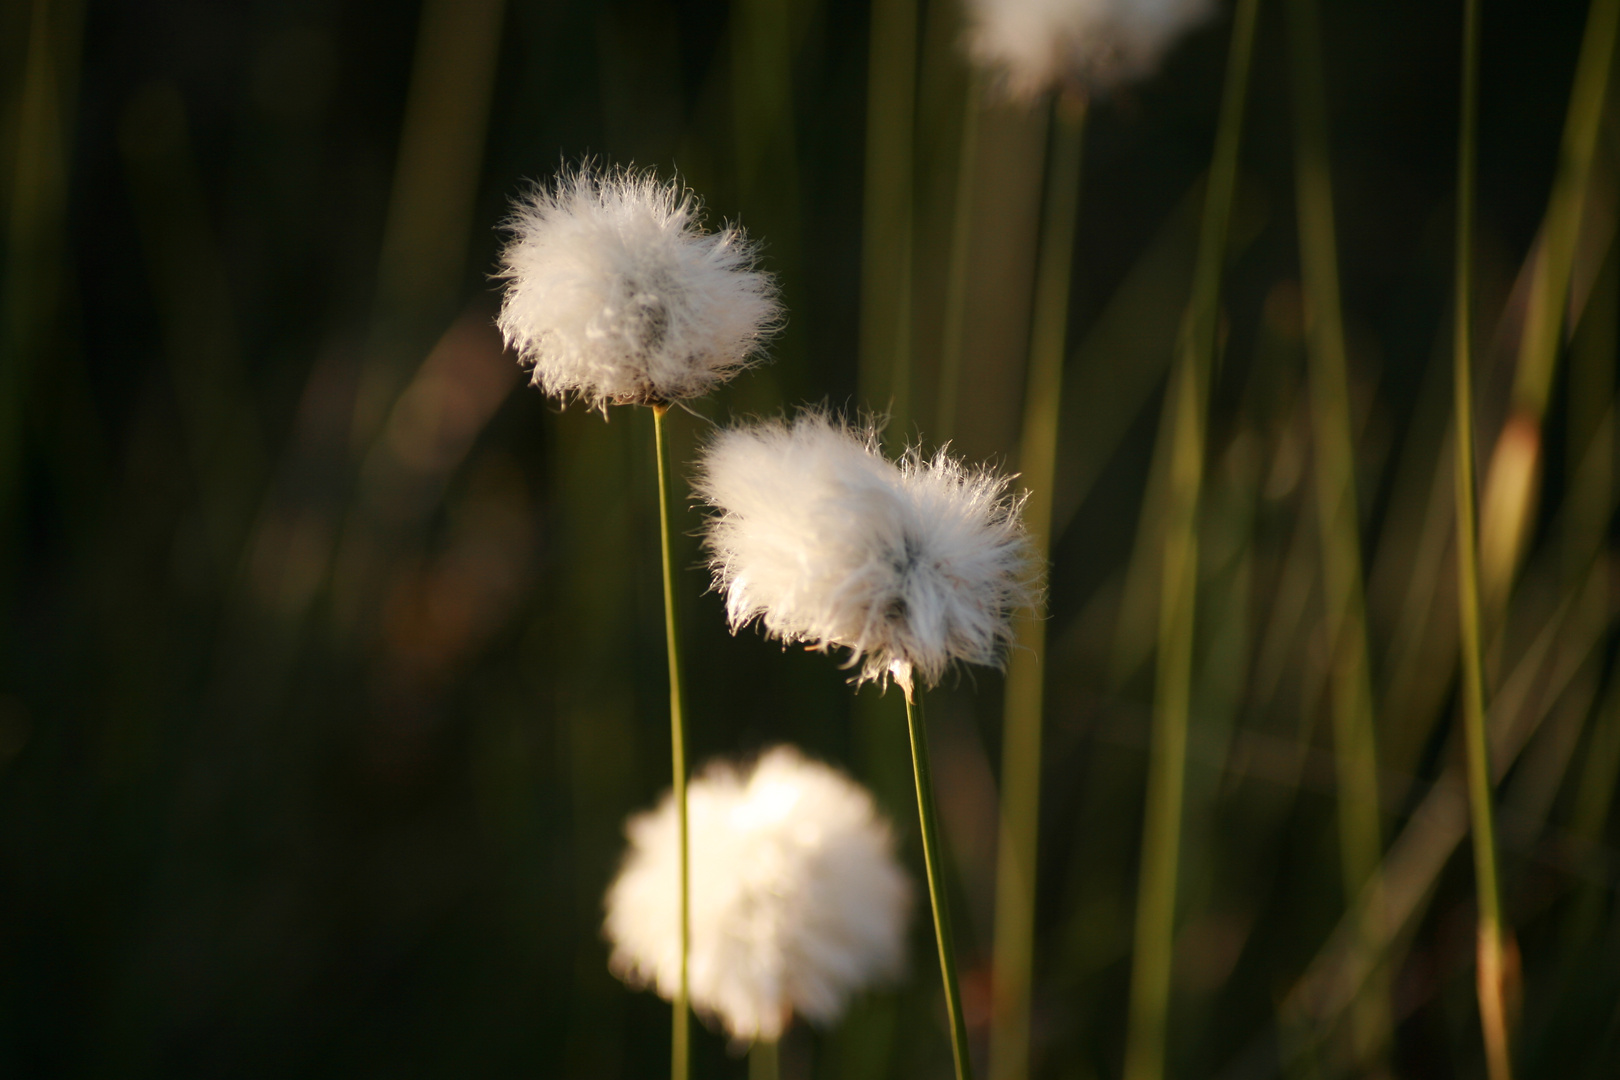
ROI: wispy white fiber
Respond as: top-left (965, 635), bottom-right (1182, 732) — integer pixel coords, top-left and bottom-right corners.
top-left (966, 0), bottom-right (1214, 99)
top-left (695, 411), bottom-right (1037, 694)
top-left (496, 164), bottom-right (781, 410)
top-left (604, 747), bottom-right (911, 1042)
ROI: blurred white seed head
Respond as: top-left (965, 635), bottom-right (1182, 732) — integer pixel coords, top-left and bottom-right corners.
top-left (496, 164), bottom-right (781, 410)
top-left (694, 411), bottom-right (1038, 694)
top-left (965, 0), bottom-right (1214, 100)
top-left (604, 746), bottom-right (911, 1042)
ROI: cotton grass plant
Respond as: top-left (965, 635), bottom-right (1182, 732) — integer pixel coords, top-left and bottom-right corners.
top-left (497, 162), bottom-right (781, 1080)
top-left (696, 410), bottom-right (1038, 1080)
top-left (604, 746), bottom-right (911, 1051)
top-left (964, 0), bottom-right (1214, 100)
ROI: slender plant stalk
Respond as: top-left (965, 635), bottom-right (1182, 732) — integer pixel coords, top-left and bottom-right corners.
top-left (905, 690), bottom-right (975, 1080)
top-left (988, 92), bottom-right (1085, 1080)
top-left (1122, 2), bottom-right (1258, 1078)
top-left (1478, 0), bottom-right (1620, 615)
top-left (1285, 0), bottom-right (1389, 1066)
top-left (1453, 4), bottom-right (1514, 1078)
top-left (934, 66), bottom-right (984, 445)
top-left (653, 405), bottom-right (691, 1080)
top-left (749, 1039), bottom-right (780, 1080)
top-left (861, 0), bottom-right (917, 451)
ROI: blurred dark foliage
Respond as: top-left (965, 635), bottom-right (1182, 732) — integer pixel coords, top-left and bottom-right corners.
top-left (1, 0), bottom-right (1618, 1077)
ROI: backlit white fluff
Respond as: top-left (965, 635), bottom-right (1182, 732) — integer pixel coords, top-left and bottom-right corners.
top-left (966, 0), bottom-right (1213, 99)
top-left (695, 412), bottom-right (1037, 693)
top-left (604, 747), bottom-right (911, 1041)
top-left (496, 165), bottom-right (781, 409)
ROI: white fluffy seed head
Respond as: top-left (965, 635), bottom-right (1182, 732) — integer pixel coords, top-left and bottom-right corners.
top-left (965, 0), bottom-right (1214, 100)
top-left (603, 746), bottom-right (912, 1042)
top-left (495, 164), bottom-right (782, 410)
top-left (694, 411), bottom-right (1039, 694)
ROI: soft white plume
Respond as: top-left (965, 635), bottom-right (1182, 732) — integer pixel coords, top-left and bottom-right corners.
top-left (604, 747), bottom-right (911, 1041)
top-left (496, 164), bottom-right (781, 409)
top-left (694, 411), bottom-right (1037, 693)
top-left (966, 0), bottom-right (1214, 99)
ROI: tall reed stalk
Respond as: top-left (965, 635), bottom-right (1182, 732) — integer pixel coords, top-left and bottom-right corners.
top-left (1478, 0), bottom-right (1620, 618)
top-left (861, 0), bottom-right (917, 449)
top-left (1123, 2), bottom-right (1259, 1078)
top-left (653, 405), bottom-right (691, 1080)
top-left (988, 91), bottom-right (1085, 1080)
top-left (1453, 5), bottom-right (1514, 1078)
top-left (1285, 0), bottom-right (1389, 1066)
top-left (934, 67), bottom-right (984, 446)
top-left (905, 690), bottom-right (974, 1080)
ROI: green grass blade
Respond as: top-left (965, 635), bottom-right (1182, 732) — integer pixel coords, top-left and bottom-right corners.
top-left (988, 92), bottom-right (1084, 1080)
top-left (1123, 3), bottom-right (1260, 1079)
top-left (1453, 2), bottom-right (1515, 1075)
top-left (1285, 0), bottom-right (1389, 1065)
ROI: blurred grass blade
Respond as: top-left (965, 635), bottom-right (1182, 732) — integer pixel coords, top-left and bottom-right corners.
top-left (0, 0), bottom-right (83, 561)
top-left (1285, 0), bottom-right (1389, 1066)
top-left (1563, 659), bottom-right (1620, 953)
top-left (1123, 2), bottom-right (1259, 1079)
top-left (989, 91), bottom-right (1084, 1080)
top-left (1104, 180), bottom-right (1269, 688)
top-left (1453, 1), bottom-right (1515, 1075)
top-left (860, 0), bottom-right (917, 448)
top-left (1478, 0), bottom-right (1619, 618)
top-left (934, 67), bottom-right (983, 446)
top-left (328, 0), bottom-right (505, 637)
top-left (729, 0), bottom-right (811, 413)
top-left (1275, 556), bottom-right (1611, 1074)
top-left (350, 0), bottom-right (508, 448)
top-left (119, 83), bottom-right (268, 579)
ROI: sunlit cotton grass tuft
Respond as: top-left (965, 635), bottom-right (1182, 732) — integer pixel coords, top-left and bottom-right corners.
top-left (495, 164), bottom-right (782, 409)
top-left (965, 0), bottom-right (1214, 99)
top-left (604, 746), bottom-right (912, 1042)
top-left (695, 411), bottom-right (1038, 695)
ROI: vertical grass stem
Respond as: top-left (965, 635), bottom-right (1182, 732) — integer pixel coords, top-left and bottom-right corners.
top-left (988, 91), bottom-right (1085, 1080)
top-left (1286, 0), bottom-right (1390, 1065)
top-left (1122, 2), bottom-right (1258, 1078)
top-left (861, 0), bottom-right (917, 451)
top-left (654, 405), bottom-right (691, 1080)
top-left (935, 68), bottom-right (984, 445)
top-left (749, 1039), bottom-right (780, 1080)
top-left (905, 690), bottom-right (975, 1080)
top-left (1453, 5), bottom-right (1514, 1078)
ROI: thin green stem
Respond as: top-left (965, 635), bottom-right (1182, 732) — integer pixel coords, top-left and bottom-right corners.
top-left (1453, 5), bottom-right (1513, 1079)
top-left (905, 690), bottom-right (974, 1080)
top-left (988, 91), bottom-right (1085, 1080)
top-left (748, 1039), bottom-right (780, 1080)
top-left (1122, 2), bottom-right (1258, 1079)
top-left (934, 67), bottom-right (983, 445)
top-left (1287, 0), bottom-right (1389, 1065)
top-left (653, 405), bottom-right (691, 1080)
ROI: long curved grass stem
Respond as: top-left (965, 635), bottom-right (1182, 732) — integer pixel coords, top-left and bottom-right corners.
top-left (905, 689), bottom-right (975, 1080)
top-left (1452, 5), bottom-right (1514, 1078)
top-left (653, 404), bottom-right (691, 1080)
